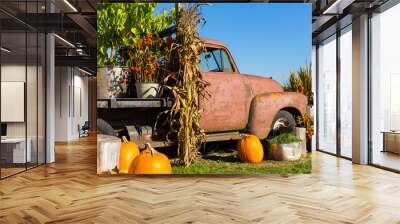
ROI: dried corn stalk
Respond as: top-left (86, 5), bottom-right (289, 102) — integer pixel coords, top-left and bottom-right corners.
top-left (161, 4), bottom-right (208, 166)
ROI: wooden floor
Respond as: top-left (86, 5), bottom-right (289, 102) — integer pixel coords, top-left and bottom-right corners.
top-left (1, 167), bottom-right (26, 178)
top-left (1, 136), bottom-right (400, 223)
top-left (372, 150), bottom-right (400, 171)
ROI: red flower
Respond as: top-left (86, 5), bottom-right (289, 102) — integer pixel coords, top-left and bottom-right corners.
top-left (144, 39), bottom-right (151, 46)
top-left (144, 33), bottom-right (153, 46)
top-left (137, 39), bottom-right (143, 50)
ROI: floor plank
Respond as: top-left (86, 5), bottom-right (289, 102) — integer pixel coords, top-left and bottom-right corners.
top-left (0, 136), bottom-right (399, 223)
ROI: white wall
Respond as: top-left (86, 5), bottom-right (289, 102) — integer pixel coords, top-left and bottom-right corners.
top-left (55, 67), bottom-right (89, 141)
top-left (71, 72), bottom-right (89, 138)
top-left (1, 63), bottom-right (46, 164)
top-left (1, 65), bottom-right (38, 137)
top-left (55, 66), bottom-right (69, 141)
top-left (1, 65), bottom-right (26, 140)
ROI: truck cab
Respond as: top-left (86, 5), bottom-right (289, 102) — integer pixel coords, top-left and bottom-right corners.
top-left (198, 38), bottom-right (307, 139)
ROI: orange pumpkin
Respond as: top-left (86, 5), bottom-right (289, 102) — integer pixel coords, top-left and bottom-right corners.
top-left (140, 147), bottom-right (150, 154)
top-left (132, 143), bottom-right (172, 174)
top-left (118, 136), bottom-right (140, 174)
top-left (237, 135), bottom-right (264, 163)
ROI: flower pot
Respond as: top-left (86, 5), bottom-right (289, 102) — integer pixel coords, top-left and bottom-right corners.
top-left (307, 105), bottom-right (313, 115)
top-left (98, 67), bottom-right (129, 98)
top-left (270, 142), bottom-right (302, 161)
top-left (135, 83), bottom-right (160, 98)
top-left (296, 127), bottom-right (307, 155)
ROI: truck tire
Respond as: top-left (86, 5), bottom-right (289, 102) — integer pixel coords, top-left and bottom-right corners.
top-left (269, 111), bottom-right (296, 138)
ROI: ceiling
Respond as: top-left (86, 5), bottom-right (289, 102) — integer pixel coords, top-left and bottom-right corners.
top-left (311, 0), bottom-right (390, 43)
top-left (1, 0), bottom-right (394, 73)
top-left (0, 0), bottom-right (98, 74)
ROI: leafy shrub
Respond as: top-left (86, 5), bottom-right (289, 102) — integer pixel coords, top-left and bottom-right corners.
top-left (283, 63), bottom-right (313, 106)
top-left (267, 133), bottom-right (302, 145)
top-left (97, 3), bottom-right (175, 66)
top-left (297, 113), bottom-right (314, 139)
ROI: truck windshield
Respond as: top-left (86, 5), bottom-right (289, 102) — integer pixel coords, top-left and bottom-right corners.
top-left (199, 48), bottom-right (233, 73)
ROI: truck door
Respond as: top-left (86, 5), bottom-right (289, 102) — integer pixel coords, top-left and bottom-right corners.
top-left (199, 47), bottom-right (249, 132)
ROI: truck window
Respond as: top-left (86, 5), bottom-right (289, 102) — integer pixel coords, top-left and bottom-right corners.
top-left (199, 48), bottom-right (234, 73)
top-left (199, 51), bottom-right (220, 72)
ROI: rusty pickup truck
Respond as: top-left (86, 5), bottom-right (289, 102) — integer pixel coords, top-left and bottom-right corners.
top-left (97, 38), bottom-right (307, 147)
top-left (198, 38), bottom-right (307, 140)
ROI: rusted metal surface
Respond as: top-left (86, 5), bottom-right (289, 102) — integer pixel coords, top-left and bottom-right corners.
top-left (242, 74), bottom-right (283, 95)
top-left (200, 73), bottom-right (249, 132)
top-left (205, 131), bottom-right (247, 142)
top-left (199, 39), bottom-right (307, 138)
top-left (247, 92), bottom-right (307, 139)
top-left (200, 38), bottom-right (226, 48)
top-left (202, 39), bottom-right (240, 73)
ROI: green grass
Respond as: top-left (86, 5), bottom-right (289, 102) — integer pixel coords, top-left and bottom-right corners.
top-left (172, 153), bottom-right (312, 174)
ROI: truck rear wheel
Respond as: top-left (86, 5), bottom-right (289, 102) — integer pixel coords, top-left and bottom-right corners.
top-left (269, 111), bottom-right (296, 138)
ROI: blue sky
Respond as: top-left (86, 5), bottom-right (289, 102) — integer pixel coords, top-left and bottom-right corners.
top-left (156, 3), bottom-right (311, 84)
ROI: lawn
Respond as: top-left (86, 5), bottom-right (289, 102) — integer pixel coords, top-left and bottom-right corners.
top-left (172, 151), bottom-right (312, 174)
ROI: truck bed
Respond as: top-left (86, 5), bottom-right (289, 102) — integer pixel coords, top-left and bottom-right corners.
top-left (97, 98), bottom-right (173, 109)
top-left (98, 98), bottom-right (248, 148)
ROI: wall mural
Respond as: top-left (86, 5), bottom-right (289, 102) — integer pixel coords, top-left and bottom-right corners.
top-left (96, 3), bottom-right (312, 175)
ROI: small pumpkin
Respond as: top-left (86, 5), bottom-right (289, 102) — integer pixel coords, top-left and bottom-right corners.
top-left (132, 143), bottom-right (172, 174)
top-left (237, 135), bottom-right (264, 163)
top-left (140, 147), bottom-right (150, 154)
top-left (118, 136), bottom-right (140, 174)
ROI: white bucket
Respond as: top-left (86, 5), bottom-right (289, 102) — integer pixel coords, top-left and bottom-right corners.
top-left (296, 127), bottom-right (307, 155)
top-left (270, 142), bottom-right (302, 161)
top-left (135, 83), bottom-right (160, 98)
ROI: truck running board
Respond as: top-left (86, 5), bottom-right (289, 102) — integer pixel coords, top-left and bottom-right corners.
top-left (205, 131), bottom-right (247, 142)
top-left (134, 132), bottom-right (247, 149)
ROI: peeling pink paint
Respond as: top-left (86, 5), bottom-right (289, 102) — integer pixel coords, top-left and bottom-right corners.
top-left (198, 38), bottom-right (307, 138)
top-left (247, 92), bottom-right (307, 139)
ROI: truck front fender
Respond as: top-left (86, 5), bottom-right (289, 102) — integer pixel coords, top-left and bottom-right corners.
top-left (247, 92), bottom-right (307, 139)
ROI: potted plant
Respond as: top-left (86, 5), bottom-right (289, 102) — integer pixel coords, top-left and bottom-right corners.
top-left (97, 3), bottom-right (175, 98)
top-left (297, 113), bottom-right (314, 152)
top-left (123, 34), bottom-right (174, 98)
top-left (283, 63), bottom-right (314, 112)
top-left (267, 133), bottom-right (303, 161)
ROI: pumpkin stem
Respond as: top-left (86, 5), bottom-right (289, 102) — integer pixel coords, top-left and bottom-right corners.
top-left (145, 143), bottom-right (156, 156)
top-left (122, 136), bottom-right (128, 143)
